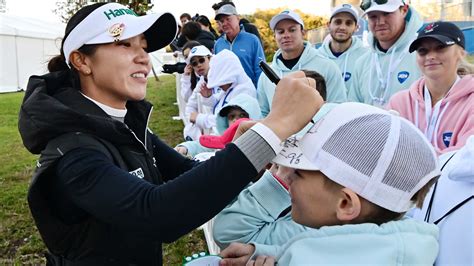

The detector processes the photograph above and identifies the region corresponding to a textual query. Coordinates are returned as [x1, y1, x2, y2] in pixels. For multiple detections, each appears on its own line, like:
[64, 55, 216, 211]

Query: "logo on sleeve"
[129, 167, 145, 179]
[343, 72, 352, 82]
[442, 132, 453, 147]
[397, 71, 410, 83]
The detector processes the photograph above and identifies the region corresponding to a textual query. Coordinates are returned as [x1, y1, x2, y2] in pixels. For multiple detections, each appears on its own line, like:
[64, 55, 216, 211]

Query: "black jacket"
[18, 71, 257, 265]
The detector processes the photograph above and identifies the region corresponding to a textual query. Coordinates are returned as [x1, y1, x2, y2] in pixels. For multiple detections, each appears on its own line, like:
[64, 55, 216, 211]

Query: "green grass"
[0, 74, 207, 264]
[467, 54, 474, 63]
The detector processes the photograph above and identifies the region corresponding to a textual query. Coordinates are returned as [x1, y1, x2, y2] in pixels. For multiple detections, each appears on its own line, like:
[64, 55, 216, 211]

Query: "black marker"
[259, 61, 280, 85]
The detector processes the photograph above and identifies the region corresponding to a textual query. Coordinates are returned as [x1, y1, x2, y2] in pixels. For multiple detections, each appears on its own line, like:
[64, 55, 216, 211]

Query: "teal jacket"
[257, 42, 347, 117]
[348, 7, 423, 106]
[178, 94, 261, 157]
[253, 219, 439, 265]
[318, 36, 369, 95]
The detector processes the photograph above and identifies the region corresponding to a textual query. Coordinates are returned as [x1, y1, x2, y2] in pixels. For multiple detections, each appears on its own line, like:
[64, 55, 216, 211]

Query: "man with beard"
[348, 0, 423, 107]
[257, 10, 347, 117]
[318, 4, 368, 94]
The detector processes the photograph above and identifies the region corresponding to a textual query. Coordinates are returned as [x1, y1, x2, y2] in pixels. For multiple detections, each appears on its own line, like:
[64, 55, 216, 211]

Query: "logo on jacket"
[397, 71, 409, 83]
[442, 132, 453, 147]
[129, 167, 145, 179]
[343, 72, 352, 82]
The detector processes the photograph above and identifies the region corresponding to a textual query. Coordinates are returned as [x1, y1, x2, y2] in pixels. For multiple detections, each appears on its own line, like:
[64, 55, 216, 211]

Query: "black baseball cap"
[409, 21, 465, 53]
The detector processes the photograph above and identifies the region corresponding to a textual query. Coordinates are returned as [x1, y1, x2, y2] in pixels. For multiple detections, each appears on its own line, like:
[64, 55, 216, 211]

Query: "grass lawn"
[0, 74, 207, 264]
[467, 54, 474, 63]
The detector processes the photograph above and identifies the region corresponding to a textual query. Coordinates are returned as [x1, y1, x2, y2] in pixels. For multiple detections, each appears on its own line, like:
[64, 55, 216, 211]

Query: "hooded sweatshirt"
[179, 94, 261, 157]
[251, 219, 438, 265]
[348, 7, 423, 106]
[318, 36, 369, 94]
[411, 137, 474, 265]
[386, 75, 474, 154]
[257, 42, 347, 117]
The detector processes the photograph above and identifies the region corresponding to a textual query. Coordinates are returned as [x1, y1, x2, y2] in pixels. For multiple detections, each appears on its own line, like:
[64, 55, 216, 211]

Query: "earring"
[85, 69, 91, 75]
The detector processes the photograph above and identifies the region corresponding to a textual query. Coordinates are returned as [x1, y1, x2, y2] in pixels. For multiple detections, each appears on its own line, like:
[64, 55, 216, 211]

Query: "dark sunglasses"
[360, 0, 404, 11]
[191, 57, 206, 67]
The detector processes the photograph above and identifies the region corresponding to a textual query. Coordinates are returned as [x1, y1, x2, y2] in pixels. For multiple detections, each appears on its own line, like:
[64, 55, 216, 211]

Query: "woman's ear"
[69, 51, 92, 75]
[335, 187, 361, 222]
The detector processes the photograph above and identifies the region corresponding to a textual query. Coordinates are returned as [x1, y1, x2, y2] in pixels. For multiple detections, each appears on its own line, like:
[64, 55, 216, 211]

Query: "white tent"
[0, 14, 64, 93]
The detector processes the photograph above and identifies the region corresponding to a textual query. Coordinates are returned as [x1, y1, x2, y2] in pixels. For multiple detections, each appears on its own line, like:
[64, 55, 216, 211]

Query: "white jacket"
[411, 136, 474, 265]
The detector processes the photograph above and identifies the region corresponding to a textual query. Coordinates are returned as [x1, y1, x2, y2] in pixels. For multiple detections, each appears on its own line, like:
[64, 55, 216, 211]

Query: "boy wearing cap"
[258, 10, 347, 117]
[387, 21, 474, 154]
[213, 3, 265, 88]
[176, 94, 261, 157]
[318, 4, 369, 93]
[348, 0, 423, 107]
[219, 102, 440, 265]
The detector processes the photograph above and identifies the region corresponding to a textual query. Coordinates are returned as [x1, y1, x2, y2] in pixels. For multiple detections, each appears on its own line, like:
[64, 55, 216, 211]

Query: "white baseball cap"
[273, 102, 440, 212]
[185, 45, 212, 65]
[214, 4, 238, 20]
[361, 0, 406, 16]
[269, 10, 304, 31]
[63, 3, 177, 66]
[330, 4, 359, 22]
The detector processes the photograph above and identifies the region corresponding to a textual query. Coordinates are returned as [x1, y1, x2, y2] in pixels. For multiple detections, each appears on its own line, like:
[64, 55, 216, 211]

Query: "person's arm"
[180, 68, 193, 102]
[213, 170, 308, 248]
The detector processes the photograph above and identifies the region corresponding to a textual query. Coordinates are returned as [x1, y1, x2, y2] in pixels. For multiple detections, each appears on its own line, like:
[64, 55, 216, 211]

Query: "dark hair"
[48, 2, 105, 89]
[180, 13, 192, 20]
[181, 21, 202, 40]
[195, 15, 218, 38]
[302, 70, 327, 101]
[212, 0, 235, 11]
[182, 41, 202, 90]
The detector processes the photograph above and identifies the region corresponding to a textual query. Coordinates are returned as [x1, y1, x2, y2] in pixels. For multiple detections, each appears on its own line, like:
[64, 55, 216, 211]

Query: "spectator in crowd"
[182, 45, 214, 141]
[195, 15, 220, 39]
[213, 3, 265, 88]
[318, 4, 369, 93]
[457, 58, 474, 76]
[180, 41, 202, 103]
[213, 70, 330, 248]
[181, 21, 215, 52]
[219, 102, 440, 265]
[411, 135, 474, 266]
[348, 0, 423, 107]
[211, 1, 262, 43]
[171, 13, 194, 51]
[258, 10, 347, 117]
[387, 21, 474, 154]
[175, 94, 261, 157]
[18, 3, 324, 264]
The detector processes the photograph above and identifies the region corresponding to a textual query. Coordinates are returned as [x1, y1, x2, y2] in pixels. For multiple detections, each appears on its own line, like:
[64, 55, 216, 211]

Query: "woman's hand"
[200, 82, 212, 98]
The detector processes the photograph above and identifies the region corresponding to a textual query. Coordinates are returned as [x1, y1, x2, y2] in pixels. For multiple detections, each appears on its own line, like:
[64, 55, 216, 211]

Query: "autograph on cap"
[108, 23, 125, 41]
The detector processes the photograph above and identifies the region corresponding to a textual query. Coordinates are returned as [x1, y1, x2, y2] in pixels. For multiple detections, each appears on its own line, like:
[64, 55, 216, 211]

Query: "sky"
[5, 0, 332, 24]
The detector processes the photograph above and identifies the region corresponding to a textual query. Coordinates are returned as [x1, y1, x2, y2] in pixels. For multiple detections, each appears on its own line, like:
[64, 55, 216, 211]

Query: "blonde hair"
[457, 58, 474, 76]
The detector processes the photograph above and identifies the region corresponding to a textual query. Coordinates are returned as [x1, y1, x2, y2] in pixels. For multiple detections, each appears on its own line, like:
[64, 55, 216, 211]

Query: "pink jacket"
[387, 75, 474, 154]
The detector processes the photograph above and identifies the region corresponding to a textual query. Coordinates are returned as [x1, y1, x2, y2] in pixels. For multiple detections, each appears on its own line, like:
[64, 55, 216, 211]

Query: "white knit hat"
[63, 3, 177, 66]
[273, 102, 440, 212]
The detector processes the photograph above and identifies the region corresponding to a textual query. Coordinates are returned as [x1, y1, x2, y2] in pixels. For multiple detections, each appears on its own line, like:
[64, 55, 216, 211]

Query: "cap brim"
[362, 4, 401, 16]
[215, 13, 233, 20]
[144, 12, 178, 53]
[409, 35, 454, 53]
[269, 14, 303, 30]
[272, 138, 321, 171]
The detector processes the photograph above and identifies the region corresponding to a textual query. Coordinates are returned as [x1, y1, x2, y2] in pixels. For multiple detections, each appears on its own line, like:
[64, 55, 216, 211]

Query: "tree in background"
[245, 8, 326, 61]
[53, 0, 153, 23]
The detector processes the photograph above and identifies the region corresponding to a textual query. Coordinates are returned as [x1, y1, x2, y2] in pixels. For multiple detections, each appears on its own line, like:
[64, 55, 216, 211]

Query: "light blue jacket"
[318, 36, 369, 94]
[348, 7, 423, 106]
[253, 219, 439, 265]
[178, 94, 261, 157]
[214, 27, 265, 88]
[213, 171, 309, 248]
[257, 42, 347, 117]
